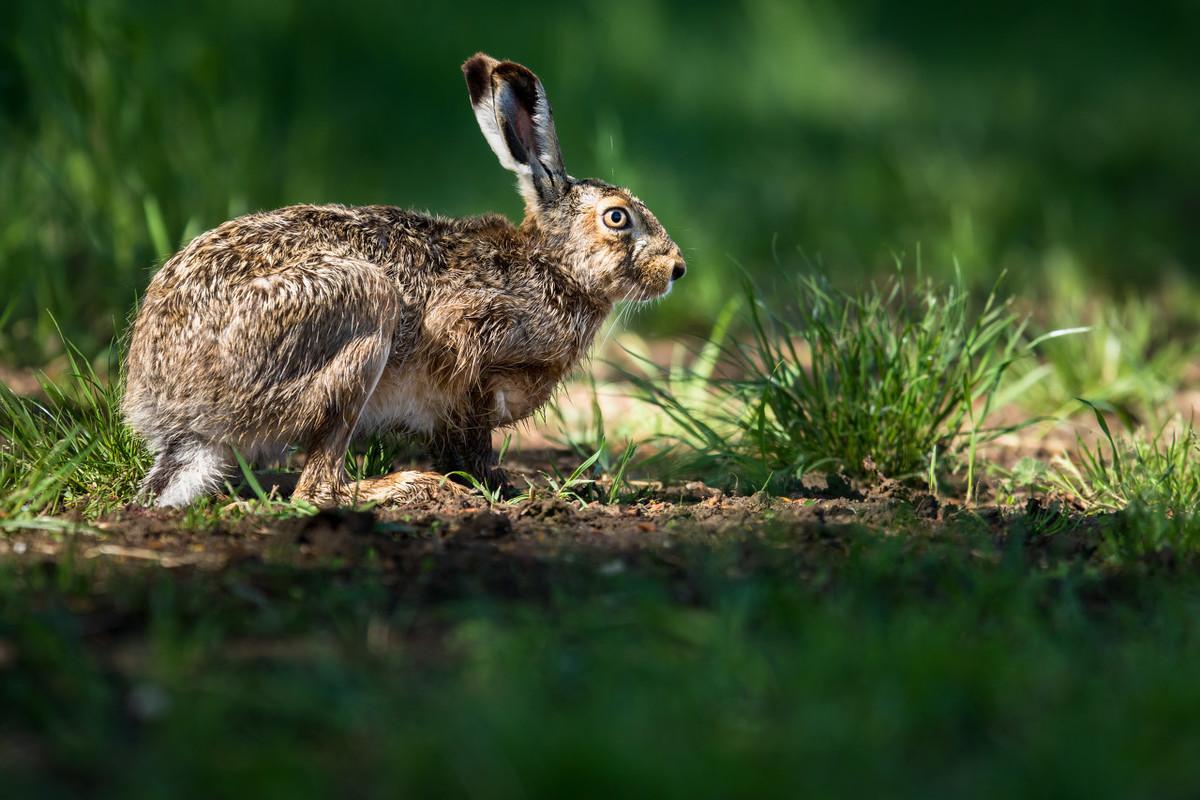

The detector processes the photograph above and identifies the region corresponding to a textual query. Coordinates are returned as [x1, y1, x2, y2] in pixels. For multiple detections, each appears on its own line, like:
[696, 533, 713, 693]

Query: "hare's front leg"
[431, 419, 507, 495]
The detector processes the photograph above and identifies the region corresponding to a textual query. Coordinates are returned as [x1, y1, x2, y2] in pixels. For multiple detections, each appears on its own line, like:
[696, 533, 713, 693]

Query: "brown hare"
[123, 53, 686, 508]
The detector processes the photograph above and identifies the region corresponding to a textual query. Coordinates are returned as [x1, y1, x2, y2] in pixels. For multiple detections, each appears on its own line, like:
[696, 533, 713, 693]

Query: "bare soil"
[0, 445, 1097, 584]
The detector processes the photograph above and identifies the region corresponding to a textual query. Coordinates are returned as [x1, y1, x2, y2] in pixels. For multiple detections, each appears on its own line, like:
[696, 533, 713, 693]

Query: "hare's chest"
[486, 371, 559, 425]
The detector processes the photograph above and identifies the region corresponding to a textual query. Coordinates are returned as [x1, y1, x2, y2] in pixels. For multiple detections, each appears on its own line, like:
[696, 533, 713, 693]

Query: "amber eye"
[602, 207, 631, 230]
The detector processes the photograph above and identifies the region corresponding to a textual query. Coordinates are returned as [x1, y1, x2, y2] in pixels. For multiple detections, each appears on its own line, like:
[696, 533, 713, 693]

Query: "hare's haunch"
[123, 53, 685, 507]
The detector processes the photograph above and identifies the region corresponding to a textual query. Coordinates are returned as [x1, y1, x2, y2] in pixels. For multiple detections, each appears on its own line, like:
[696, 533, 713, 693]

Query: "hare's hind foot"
[293, 471, 467, 508]
[344, 471, 469, 506]
[140, 439, 233, 508]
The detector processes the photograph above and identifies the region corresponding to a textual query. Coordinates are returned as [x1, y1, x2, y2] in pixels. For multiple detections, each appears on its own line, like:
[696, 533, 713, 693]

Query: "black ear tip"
[492, 62, 537, 86]
[462, 53, 494, 105]
[491, 61, 540, 110]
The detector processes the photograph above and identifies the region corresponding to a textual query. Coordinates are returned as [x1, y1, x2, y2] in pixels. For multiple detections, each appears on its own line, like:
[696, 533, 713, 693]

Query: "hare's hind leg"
[294, 385, 467, 506]
[295, 440, 466, 507]
[220, 255, 460, 508]
[285, 315, 466, 507]
[291, 380, 469, 507]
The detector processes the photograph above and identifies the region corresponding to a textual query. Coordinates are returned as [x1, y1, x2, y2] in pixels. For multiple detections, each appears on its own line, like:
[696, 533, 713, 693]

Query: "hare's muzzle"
[670, 258, 687, 282]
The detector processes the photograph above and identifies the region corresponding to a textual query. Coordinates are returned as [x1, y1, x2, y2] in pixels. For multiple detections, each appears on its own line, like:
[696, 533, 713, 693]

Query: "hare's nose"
[670, 259, 687, 282]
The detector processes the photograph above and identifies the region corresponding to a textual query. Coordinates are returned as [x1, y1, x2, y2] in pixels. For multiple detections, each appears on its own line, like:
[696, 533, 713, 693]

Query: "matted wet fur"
[123, 53, 685, 508]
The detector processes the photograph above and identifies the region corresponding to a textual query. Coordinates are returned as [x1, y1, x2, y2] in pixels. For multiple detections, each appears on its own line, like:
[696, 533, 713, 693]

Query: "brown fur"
[123, 54, 684, 507]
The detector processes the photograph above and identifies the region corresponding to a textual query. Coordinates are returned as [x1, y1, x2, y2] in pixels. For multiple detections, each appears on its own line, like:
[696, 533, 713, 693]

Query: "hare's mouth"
[629, 281, 672, 303]
[633, 256, 685, 302]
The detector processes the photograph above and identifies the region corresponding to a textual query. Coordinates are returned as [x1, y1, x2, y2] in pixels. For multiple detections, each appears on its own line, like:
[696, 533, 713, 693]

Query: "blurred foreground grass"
[5, 519, 1200, 799]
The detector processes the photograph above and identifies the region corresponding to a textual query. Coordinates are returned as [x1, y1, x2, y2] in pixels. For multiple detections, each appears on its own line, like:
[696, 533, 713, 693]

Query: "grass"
[6, 515, 1200, 798]
[1050, 406, 1200, 515]
[1100, 506, 1200, 564]
[1007, 270, 1197, 421]
[1044, 405, 1200, 561]
[1023, 400, 1200, 562]
[0, 336, 147, 520]
[345, 433, 424, 482]
[449, 437, 637, 506]
[631, 273, 1031, 494]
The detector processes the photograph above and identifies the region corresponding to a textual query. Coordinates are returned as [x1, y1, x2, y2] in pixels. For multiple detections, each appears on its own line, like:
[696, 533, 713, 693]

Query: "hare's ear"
[463, 53, 567, 208]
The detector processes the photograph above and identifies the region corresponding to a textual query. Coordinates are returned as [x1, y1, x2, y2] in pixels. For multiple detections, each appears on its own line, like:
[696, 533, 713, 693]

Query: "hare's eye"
[602, 208, 630, 230]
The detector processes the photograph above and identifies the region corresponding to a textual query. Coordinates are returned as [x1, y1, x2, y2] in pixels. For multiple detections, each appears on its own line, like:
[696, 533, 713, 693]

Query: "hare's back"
[147, 204, 429, 291]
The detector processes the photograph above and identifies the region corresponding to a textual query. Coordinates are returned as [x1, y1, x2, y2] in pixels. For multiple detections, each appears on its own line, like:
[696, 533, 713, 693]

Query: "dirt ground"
[0, 443, 1098, 584]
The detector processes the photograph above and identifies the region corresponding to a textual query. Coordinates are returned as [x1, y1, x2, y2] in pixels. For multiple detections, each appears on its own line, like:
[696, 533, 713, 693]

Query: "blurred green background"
[2, 0, 1198, 363]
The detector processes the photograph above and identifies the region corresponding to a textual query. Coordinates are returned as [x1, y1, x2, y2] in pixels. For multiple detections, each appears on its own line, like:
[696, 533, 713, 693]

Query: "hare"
[122, 53, 686, 508]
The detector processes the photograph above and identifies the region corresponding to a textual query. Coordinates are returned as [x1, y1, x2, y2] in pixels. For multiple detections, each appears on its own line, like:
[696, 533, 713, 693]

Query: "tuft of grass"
[449, 438, 638, 507]
[631, 272, 1028, 493]
[1050, 405, 1200, 515]
[545, 370, 658, 504]
[222, 449, 318, 519]
[536, 446, 606, 507]
[444, 470, 512, 504]
[345, 433, 423, 481]
[0, 336, 148, 519]
[1009, 272, 1193, 422]
[1045, 402, 1200, 561]
[605, 440, 638, 505]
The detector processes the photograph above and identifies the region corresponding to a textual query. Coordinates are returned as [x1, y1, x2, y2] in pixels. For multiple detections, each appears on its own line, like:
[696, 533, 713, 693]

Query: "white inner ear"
[472, 94, 531, 176]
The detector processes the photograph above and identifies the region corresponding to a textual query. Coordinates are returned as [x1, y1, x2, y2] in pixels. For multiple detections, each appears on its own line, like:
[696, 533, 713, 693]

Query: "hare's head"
[463, 53, 686, 303]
